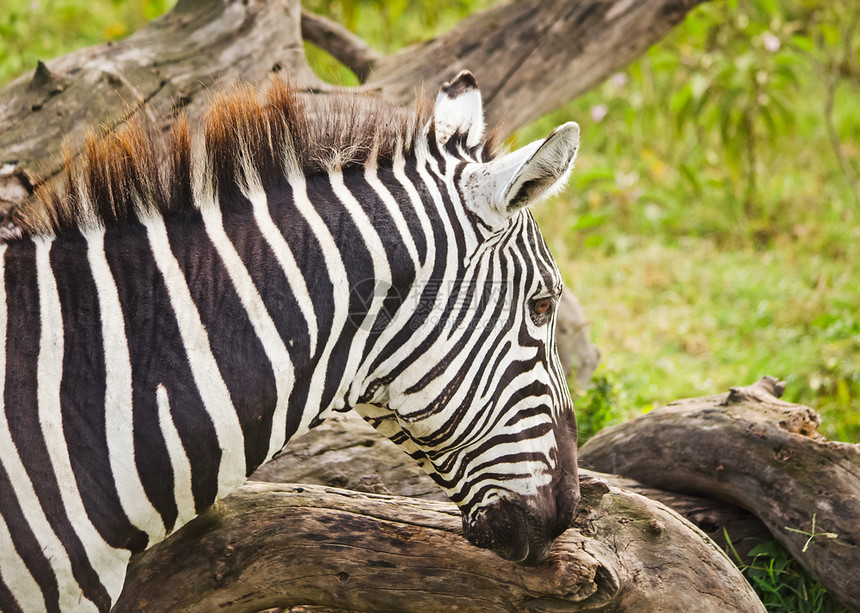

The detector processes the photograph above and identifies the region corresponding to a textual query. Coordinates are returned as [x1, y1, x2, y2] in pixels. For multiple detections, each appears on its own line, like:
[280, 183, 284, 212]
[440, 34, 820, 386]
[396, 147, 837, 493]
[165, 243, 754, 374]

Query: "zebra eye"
[530, 297, 554, 323]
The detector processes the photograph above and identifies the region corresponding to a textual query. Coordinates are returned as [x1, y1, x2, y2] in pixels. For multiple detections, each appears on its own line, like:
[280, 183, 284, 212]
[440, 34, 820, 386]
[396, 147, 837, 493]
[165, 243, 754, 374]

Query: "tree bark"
[365, 0, 707, 133]
[115, 478, 764, 612]
[579, 376, 860, 612]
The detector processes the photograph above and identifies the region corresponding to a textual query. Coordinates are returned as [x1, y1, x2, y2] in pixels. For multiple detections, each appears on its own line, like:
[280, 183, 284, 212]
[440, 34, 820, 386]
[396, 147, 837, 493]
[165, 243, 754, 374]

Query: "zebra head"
[356, 72, 580, 565]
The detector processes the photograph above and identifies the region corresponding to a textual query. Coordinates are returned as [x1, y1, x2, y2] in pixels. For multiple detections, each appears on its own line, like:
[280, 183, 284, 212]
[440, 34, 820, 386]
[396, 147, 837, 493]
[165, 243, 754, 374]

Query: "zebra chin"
[461, 485, 580, 565]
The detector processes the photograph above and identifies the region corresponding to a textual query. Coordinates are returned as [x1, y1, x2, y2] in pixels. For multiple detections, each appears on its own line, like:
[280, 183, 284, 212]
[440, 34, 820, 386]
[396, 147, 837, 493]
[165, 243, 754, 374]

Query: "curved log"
[115, 478, 764, 612]
[253, 411, 770, 561]
[579, 376, 860, 611]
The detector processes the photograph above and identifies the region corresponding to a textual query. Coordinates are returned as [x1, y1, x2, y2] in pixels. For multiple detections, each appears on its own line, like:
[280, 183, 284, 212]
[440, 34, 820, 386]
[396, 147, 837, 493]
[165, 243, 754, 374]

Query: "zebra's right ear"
[432, 70, 485, 148]
[463, 122, 580, 229]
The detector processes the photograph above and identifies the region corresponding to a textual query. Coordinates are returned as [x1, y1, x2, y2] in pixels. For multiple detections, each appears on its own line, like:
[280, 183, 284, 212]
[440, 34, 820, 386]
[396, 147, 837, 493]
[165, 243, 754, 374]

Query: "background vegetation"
[2, 0, 858, 610]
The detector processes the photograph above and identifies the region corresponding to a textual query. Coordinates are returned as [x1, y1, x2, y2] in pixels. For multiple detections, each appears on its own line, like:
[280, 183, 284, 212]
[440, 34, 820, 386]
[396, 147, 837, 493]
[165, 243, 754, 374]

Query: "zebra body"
[0, 72, 581, 611]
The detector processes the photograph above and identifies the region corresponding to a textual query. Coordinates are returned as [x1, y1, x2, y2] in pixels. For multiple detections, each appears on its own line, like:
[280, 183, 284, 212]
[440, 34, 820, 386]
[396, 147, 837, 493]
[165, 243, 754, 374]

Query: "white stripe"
[0, 244, 47, 610]
[144, 216, 246, 499]
[200, 200, 295, 461]
[366, 149, 462, 384]
[34, 237, 129, 607]
[327, 173, 393, 399]
[0, 512, 44, 612]
[155, 385, 196, 528]
[289, 176, 351, 435]
[86, 227, 166, 544]
[245, 180, 319, 356]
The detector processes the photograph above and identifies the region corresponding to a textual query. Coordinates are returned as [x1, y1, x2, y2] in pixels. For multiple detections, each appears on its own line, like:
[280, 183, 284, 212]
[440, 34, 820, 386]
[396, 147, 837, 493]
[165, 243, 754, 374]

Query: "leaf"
[573, 213, 608, 231]
[789, 34, 815, 53]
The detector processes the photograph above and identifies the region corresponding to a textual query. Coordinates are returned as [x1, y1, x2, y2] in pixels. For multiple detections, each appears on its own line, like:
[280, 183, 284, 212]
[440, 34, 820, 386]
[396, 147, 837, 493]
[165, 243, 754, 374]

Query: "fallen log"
[116, 478, 764, 612]
[579, 376, 860, 611]
[253, 411, 771, 562]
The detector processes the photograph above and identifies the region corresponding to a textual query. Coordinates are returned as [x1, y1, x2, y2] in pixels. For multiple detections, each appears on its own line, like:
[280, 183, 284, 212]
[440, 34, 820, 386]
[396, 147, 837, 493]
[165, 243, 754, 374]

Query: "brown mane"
[13, 75, 443, 239]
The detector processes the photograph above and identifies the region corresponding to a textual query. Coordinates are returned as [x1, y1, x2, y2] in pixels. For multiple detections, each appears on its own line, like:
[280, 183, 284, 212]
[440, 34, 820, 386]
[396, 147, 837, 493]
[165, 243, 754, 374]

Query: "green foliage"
[725, 534, 847, 612]
[573, 373, 616, 444]
[0, 0, 175, 84]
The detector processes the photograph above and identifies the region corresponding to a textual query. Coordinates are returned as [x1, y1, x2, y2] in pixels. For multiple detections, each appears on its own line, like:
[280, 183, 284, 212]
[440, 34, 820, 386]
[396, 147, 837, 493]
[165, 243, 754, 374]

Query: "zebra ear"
[463, 122, 580, 228]
[433, 70, 485, 148]
[500, 121, 580, 212]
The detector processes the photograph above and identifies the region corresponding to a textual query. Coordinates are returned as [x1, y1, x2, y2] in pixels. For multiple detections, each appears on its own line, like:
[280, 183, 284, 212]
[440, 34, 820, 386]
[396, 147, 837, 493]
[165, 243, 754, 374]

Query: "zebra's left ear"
[433, 70, 485, 148]
[462, 122, 580, 229]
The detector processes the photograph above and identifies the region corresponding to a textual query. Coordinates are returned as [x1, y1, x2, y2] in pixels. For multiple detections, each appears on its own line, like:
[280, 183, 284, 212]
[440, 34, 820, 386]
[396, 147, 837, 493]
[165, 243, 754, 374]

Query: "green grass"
[725, 534, 847, 612]
[2, 1, 858, 609]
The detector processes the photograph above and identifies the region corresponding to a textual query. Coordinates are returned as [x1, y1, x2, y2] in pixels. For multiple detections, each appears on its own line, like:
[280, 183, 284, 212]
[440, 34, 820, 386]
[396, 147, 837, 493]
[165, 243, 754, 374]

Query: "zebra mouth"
[462, 499, 553, 565]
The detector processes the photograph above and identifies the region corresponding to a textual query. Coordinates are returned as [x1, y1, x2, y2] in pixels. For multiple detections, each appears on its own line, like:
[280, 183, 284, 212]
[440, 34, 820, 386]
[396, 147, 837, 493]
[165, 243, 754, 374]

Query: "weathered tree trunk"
[115, 478, 764, 612]
[579, 377, 860, 612]
[0, 0, 706, 219]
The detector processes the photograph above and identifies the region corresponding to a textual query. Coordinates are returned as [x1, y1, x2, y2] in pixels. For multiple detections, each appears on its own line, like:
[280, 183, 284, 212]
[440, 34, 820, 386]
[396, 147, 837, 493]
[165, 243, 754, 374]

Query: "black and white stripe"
[1, 71, 581, 610]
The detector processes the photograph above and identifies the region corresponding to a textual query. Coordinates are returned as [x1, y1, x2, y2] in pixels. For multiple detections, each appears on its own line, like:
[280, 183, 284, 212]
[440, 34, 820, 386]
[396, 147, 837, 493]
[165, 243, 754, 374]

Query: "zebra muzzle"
[463, 497, 561, 565]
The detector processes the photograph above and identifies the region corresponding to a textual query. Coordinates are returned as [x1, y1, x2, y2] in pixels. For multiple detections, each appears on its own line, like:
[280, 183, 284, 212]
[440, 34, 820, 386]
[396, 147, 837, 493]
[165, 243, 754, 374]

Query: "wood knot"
[774, 446, 796, 462]
[721, 376, 786, 406]
[28, 60, 67, 97]
[29, 60, 55, 89]
[355, 475, 390, 495]
[648, 519, 664, 535]
[778, 409, 821, 437]
[336, 571, 350, 584]
[579, 474, 611, 501]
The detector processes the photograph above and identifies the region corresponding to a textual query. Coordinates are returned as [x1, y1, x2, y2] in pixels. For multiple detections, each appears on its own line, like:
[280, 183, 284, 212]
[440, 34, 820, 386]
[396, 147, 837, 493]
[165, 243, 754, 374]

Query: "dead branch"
[300, 10, 380, 82]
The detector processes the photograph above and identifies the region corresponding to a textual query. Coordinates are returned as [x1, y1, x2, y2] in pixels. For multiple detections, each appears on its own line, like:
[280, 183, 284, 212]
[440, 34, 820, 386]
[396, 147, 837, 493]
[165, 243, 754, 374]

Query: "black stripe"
[104, 218, 219, 517]
[50, 231, 149, 553]
[364, 157, 452, 381]
[0, 571, 24, 613]
[0, 459, 60, 613]
[166, 205, 277, 475]
[229, 184, 313, 371]
[3, 239, 111, 611]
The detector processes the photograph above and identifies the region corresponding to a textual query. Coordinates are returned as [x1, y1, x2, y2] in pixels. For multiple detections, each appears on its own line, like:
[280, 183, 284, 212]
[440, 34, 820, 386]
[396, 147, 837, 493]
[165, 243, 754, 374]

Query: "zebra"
[0, 70, 581, 612]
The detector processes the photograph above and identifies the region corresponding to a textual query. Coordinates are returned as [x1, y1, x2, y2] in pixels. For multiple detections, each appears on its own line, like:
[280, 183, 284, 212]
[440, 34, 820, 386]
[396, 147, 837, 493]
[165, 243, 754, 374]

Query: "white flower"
[762, 32, 781, 52]
[590, 104, 608, 122]
[611, 72, 628, 89]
